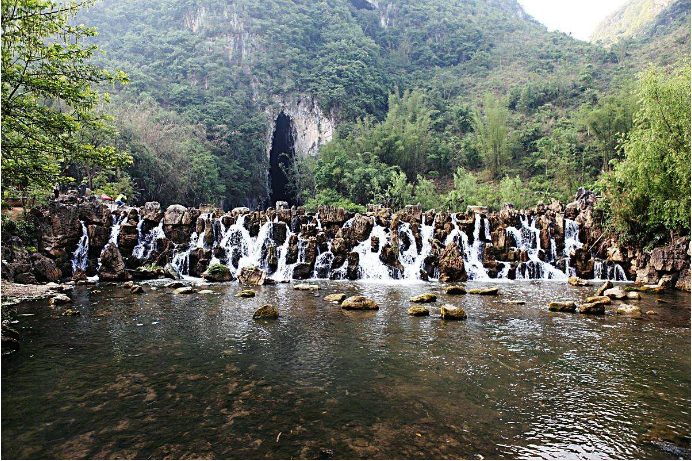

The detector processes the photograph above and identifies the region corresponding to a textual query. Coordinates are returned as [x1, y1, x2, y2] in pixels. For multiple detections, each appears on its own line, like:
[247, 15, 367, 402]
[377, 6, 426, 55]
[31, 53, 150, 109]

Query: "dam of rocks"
[4, 190, 690, 289]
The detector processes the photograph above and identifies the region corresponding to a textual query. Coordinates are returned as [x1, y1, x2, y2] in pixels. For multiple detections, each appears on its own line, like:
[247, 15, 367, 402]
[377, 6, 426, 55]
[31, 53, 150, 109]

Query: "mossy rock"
[468, 287, 499, 295]
[324, 293, 346, 303]
[440, 304, 467, 320]
[408, 306, 430, 316]
[235, 289, 256, 298]
[578, 302, 605, 315]
[548, 301, 576, 312]
[341, 296, 379, 310]
[445, 285, 467, 295]
[584, 295, 611, 305]
[625, 285, 664, 293]
[253, 304, 279, 319]
[409, 293, 437, 303]
[202, 264, 234, 282]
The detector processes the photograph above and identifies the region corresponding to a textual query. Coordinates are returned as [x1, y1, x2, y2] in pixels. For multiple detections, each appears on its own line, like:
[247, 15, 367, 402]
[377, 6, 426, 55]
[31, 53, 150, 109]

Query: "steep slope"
[79, 0, 618, 207]
[590, 0, 676, 46]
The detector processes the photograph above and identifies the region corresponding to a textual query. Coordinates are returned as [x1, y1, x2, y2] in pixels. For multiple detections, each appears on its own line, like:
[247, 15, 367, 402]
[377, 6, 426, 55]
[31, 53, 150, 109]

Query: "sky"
[518, 0, 628, 40]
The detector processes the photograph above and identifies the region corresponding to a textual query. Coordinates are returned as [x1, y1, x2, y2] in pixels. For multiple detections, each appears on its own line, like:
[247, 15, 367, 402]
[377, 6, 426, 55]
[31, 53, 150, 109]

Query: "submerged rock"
[445, 285, 467, 295]
[469, 287, 499, 295]
[408, 306, 430, 316]
[409, 293, 437, 303]
[626, 285, 664, 293]
[548, 301, 576, 312]
[568, 276, 591, 286]
[440, 304, 467, 320]
[341, 296, 379, 310]
[202, 263, 235, 282]
[235, 289, 256, 298]
[294, 284, 320, 291]
[49, 293, 72, 305]
[238, 266, 267, 286]
[174, 286, 195, 294]
[617, 304, 641, 315]
[253, 304, 279, 319]
[324, 293, 346, 303]
[596, 280, 613, 296]
[578, 302, 605, 315]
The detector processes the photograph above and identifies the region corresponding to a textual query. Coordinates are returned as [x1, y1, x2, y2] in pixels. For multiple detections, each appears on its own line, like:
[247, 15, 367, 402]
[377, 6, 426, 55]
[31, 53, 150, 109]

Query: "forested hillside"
[2, 0, 690, 247]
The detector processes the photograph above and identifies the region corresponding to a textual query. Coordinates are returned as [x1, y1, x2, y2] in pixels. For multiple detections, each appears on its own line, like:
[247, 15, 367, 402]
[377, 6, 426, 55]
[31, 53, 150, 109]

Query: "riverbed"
[2, 281, 690, 459]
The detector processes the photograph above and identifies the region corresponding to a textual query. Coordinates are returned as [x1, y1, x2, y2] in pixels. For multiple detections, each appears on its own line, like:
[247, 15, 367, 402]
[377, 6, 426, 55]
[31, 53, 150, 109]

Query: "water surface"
[2, 281, 690, 459]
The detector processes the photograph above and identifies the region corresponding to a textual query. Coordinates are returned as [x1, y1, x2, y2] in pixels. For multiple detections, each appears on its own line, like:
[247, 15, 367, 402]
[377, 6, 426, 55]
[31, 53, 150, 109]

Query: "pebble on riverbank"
[578, 302, 606, 315]
[616, 304, 641, 315]
[174, 286, 195, 294]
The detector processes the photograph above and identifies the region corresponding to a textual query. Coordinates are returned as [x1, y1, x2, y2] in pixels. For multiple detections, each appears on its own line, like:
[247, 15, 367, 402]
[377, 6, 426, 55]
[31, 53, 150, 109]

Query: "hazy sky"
[518, 0, 628, 40]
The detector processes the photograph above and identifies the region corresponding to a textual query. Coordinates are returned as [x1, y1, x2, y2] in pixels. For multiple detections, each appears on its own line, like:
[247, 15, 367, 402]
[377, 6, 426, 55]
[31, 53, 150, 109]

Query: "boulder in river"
[202, 264, 235, 282]
[408, 306, 430, 316]
[235, 290, 255, 298]
[174, 286, 195, 294]
[238, 266, 267, 286]
[604, 287, 627, 299]
[469, 287, 499, 295]
[568, 276, 591, 287]
[584, 295, 611, 304]
[253, 304, 280, 319]
[626, 291, 642, 300]
[596, 280, 613, 296]
[548, 301, 576, 312]
[578, 302, 605, 315]
[165, 281, 185, 288]
[164, 263, 182, 280]
[616, 304, 641, 315]
[445, 285, 467, 295]
[99, 243, 131, 281]
[294, 284, 320, 291]
[324, 293, 346, 303]
[505, 300, 526, 305]
[292, 263, 313, 280]
[130, 285, 144, 294]
[409, 293, 437, 303]
[49, 293, 72, 305]
[31, 253, 62, 282]
[438, 243, 467, 282]
[440, 304, 467, 320]
[341, 296, 379, 310]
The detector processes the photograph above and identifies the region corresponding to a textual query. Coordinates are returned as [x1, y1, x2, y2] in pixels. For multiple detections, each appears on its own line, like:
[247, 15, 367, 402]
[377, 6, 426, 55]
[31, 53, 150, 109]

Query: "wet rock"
[379, 244, 403, 273]
[61, 308, 81, 316]
[133, 265, 165, 279]
[174, 286, 195, 294]
[408, 306, 430, 316]
[71, 269, 88, 282]
[253, 304, 279, 319]
[130, 285, 144, 294]
[626, 291, 642, 300]
[584, 296, 611, 305]
[469, 287, 499, 295]
[548, 301, 576, 312]
[626, 284, 664, 293]
[294, 283, 320, 291]
[198, 289, 214, 294]
[164, 263, 182, 280]
[675, 268, 690, 291]
[578, 302, 605, 315]
[438, 243, 467, 282]
[595, 280, 613, 296]
[440, 304, 467, 320]
[30, 253, 61, 282]
[292, 263, 313, 280]
[655, 298, 668, 304]
[505, 300, 526, 305]
[324, 293, 346, 303]
[646, 310, 658, 315]
[616, 304, 641, 315]
[50, 293, 72, 305]
[163, 204, 188, 225]
[238, 266, 267, 285]
[202, 264, 235, 282]
[99, 243, 131, 281]
[142, 201, 163, 222]
[341, 296, 378, 310]
[235, 290, 255, 298]
[346, 252, 360, 280]
[351, 215, 374, 242]
[122, 281, 134, 288]
[569, 247, 594, 279]
[165, 281, 185, 288]
[568, 276, 590, 286]
[650, 237, 689, 272]
[604, 287, 627, 299]
[445, 285, 466, 295]
[409, 293, 437, 303]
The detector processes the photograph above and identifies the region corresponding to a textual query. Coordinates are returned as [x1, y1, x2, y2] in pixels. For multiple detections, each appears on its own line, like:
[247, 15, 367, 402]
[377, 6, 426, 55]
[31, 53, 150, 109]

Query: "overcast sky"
[518, 0, 629, 40]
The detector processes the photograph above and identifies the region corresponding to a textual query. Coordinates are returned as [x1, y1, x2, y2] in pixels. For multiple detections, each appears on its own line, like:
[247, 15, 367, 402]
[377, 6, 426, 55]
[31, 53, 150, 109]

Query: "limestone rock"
[294, 283, 320, 291]
[235, 290, 256, 298]
[469, 287, 499, 295]
[604, 287, 627, 300]
[174, 286, 196, 294]
[440, 304, 467, 320]
[292, 262, 313, 280]
[341, 296, 379, 310]
[324, 293, 346, 303]
[165, 281, 186, 289]
[548, 301, 576, 312]
[409, 293, 437, 303]
[31, 253, 62, 282]
[578, 302, 605, 315]
[238, 266, 267, 286]
[595, 280, 613, 296]
[201, 264, 235, 282]
[163, 204, 188, 225]
[98, 243, 131, 281]
[49, 293, 72, 305]
[584, 296, 611, 305]
[130, 285, 144, 294]
[438, 243, 467, 282]
[445, 285, 467, 295]
[142, 201, 163, 223]
[616, 304, 641, 315]
[253, 304, 280, 319]
[350, 215, 374, 242]
[568, 276, 591, 286]
[408, 306, 430, 316]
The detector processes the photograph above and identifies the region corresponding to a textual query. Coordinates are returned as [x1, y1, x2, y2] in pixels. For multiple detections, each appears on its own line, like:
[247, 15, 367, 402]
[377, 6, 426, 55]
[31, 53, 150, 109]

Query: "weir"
[269, 113, 296, 205]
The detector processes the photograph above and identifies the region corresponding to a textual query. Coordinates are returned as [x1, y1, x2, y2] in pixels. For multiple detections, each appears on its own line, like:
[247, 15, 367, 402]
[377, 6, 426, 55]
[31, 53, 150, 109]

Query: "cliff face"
[3, 191, 689, 291]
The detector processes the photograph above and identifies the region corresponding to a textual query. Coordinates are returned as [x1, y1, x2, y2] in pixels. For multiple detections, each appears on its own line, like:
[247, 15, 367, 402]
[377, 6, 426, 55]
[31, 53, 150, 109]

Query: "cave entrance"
[269, 112, 297, 206]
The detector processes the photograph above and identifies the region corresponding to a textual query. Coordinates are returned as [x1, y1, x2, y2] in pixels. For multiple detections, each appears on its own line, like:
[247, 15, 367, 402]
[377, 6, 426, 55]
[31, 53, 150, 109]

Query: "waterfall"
[401, 217, 434, 280]
[71, 221, 89, 273]
[171, 232, 199, 276]
[351, 224, 393, 279]
[132, 219, 166, 260]
[563, 219, 583, 277]
[505, 215, 566, 280]
[107, 213, 126, 246]
[594, 259, 627, 281]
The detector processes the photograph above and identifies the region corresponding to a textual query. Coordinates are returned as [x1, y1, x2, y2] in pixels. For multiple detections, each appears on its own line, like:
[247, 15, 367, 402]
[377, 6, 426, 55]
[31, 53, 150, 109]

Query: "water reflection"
[2, 281, 690, 459]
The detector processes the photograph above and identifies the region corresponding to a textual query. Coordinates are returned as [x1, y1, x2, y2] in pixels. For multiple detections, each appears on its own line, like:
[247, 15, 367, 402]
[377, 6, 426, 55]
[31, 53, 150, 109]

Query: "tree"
[601, 64, 691, 243]
[1, 0, 131, 195]
[473, 95, 510, 178]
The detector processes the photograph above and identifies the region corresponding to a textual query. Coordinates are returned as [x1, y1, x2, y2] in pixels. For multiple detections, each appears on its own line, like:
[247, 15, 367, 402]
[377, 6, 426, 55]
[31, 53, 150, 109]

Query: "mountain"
[77, 0, 686, 208]
[590, 0, 678, 46]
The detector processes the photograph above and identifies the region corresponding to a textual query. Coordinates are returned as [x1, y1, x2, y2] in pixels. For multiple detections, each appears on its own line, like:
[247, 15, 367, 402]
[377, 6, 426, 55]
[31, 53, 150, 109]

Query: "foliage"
[473, 95, 510, 178]
[1, 0, 131, 195]
[600, 64, 691, 242]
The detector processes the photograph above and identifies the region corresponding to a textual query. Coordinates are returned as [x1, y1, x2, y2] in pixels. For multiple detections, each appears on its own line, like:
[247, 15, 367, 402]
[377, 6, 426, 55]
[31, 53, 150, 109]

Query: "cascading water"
[446, 214, 489, 280]
[594, 259, 627, 281]
[351, 223, 393, 280]
[504, 215, 566, 280]
[132, 219, 166, 260]
[71, 221, 89, 273]
[563, 219, 583, 277]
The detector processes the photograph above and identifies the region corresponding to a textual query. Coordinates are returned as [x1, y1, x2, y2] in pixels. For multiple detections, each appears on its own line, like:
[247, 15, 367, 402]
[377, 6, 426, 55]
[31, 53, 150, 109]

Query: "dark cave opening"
[269, 112, 297, 206]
